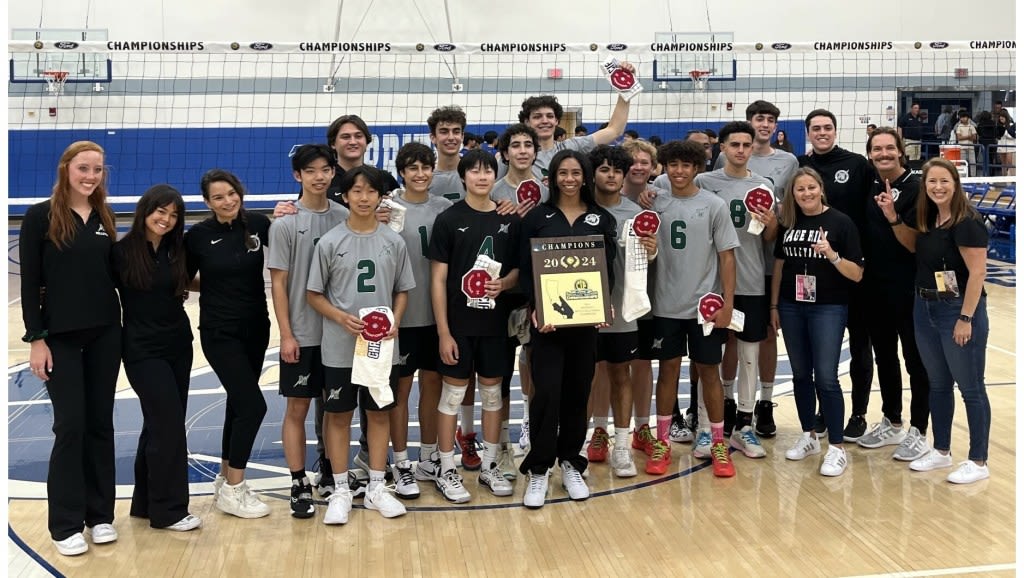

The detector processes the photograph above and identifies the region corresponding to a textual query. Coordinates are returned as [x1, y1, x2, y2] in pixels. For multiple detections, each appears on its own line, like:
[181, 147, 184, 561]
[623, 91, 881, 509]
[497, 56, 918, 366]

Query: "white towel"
[351, 306, 396, 407]
[621, 218, 652, 323]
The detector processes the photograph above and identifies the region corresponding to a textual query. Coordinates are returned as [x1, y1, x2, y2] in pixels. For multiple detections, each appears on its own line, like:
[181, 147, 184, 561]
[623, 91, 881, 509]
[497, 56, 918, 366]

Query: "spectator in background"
[554, 126, 568, 142]
[575, 125, 589, 137]
[463, 133, 481, 152]
[995, 109, 1016, 176]
[993, 101, 1003, 118]
[773, 129, 794, 153]
[704, 128, 721, 167]
[975, 111, 998, 176]
[482, 130, 499, 156]
[954, 110, 978, 177]
[648, 135, 663, 147]
[866, 124, 877, 138]
[898, 103, 925, 162]
[623, 129, 639, 142]
[934, 106, 955, 144]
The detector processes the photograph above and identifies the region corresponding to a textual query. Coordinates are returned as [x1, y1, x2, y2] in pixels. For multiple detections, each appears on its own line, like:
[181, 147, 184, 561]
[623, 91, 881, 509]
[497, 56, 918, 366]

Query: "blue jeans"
[778, 301, 848, 445]
[913, 295, 990, 461]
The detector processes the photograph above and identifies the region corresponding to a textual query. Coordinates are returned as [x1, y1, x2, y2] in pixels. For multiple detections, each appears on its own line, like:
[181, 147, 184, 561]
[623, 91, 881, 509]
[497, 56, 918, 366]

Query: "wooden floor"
[6, 222, 1019, 577]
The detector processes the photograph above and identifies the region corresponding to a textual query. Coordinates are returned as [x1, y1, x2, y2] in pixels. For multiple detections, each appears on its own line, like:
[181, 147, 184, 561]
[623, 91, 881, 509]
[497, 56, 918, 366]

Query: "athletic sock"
[393, 450, 409, 464]
[368, 469, 386, 492]
[722, 379, 736, 399]
[500, 419, 510, 444]
[656, 415, 672, 441]
[333, 472, 347, 489]
[482, 441, 500, 469]
[440, 450, 457, 473]
[420, 443, 438, 460]
[593, 416, 608, 430]
[615, 429, 629, 449]
[711, 421, 725, 444]
[760, 381, 775, 401]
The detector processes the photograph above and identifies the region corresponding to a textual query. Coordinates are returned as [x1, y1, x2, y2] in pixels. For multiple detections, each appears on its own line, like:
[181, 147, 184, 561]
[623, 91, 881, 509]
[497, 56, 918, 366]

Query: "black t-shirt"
[112, 239, 193, 363]
[774, 207, 864, 305]
[899, 113, 925, 140]
[427, 201, 521, 337]
[914, 216, 988, 293]
[863, 169, 920, 293]
[19, 200, 120, 335]
[519, 202, 618, 307]
[185, 211, 271, 329]
[325, 165, 401, 205]
[799, 147, 873, 234]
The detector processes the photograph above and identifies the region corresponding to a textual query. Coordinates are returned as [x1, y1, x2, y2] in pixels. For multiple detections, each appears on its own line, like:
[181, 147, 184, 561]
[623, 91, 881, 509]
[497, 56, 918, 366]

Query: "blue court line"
[8, 523, 64, 578]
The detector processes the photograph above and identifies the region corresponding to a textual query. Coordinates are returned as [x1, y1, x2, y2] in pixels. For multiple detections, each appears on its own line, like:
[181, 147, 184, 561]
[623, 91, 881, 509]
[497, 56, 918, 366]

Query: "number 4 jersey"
[307, 221, 416, 368]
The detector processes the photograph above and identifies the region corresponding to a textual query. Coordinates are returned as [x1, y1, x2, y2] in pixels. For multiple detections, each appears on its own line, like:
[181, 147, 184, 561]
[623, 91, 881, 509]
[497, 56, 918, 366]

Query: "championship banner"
[530, 235, 612, 328]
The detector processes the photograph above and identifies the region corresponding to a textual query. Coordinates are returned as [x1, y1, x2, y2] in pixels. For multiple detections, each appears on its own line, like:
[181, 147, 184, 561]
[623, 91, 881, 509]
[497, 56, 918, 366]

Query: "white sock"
[500, 420, 510, 444]
[419, 443, 437, 460]
[440, 450, 456, 473]
[722, 379, 736, 399]
[393, 450, 409, 464]
[593, 416, 608, 430]
[333, 472, 347, 489]
[461, 406, 475, 434]
[368, 469, 386, 491]
[615, 429, 629, 448]
[737, 340, 759, 413]
[482, 441, 500, 469]
[760, 381, 775, 401]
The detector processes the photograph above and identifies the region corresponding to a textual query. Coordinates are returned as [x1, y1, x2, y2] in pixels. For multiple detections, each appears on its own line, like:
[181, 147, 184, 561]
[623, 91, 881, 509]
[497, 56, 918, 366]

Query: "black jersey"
[914, 216, 988, 294]
[427, 201, 521, 337]
[774, 207, 863, 305]
[863, 169, 920, 292]
[19, 200, 120, 335]
[112, 239, 193, 363]
[799, 146, 874, 234]
[185, 211, 271, 329]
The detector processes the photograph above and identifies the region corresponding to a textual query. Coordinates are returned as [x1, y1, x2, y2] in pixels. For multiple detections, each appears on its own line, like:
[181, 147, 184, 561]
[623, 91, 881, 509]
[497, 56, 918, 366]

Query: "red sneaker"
[632, 424, 657, 456]
[456, 426, 481, 471]
[587, 427, 610, 462]
[645, 440, 672, 475]
[710, 441, 735, 478]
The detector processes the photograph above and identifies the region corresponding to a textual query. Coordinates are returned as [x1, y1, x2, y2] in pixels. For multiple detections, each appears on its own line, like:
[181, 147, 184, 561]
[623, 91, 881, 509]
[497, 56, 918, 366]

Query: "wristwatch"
[958, 314, 973, 323]
[888, 216, 902, 226]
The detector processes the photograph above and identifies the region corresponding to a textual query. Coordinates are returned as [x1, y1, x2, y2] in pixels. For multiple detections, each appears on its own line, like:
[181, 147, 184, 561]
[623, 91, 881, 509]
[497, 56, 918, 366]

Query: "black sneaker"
[314, 456, 334, 498]
[348, 470, 368, 499]
[843, 415, 868, 442]
[685, 411, 697, 432]
[814, 412, 827, 439]
[735, 409, 754, 431]
[723, 398, 738, 437]
[290, 478, 315, 519]
[754, 400, 777, 438]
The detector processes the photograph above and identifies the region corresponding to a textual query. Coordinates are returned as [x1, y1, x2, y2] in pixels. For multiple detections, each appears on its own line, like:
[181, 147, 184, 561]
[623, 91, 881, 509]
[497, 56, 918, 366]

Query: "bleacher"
[966, 181, 1016, 262]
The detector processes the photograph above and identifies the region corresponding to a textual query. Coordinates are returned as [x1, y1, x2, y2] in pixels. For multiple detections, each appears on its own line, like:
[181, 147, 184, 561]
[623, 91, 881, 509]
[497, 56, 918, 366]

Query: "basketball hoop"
[689, 69, 712, 92]
[42, 70, 69, 95]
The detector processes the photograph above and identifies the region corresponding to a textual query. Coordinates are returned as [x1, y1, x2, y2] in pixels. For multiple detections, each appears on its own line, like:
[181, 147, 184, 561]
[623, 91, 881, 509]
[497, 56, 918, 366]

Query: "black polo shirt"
[863, 169, 921, 295]
[799, 146, 874, 235]
[898, 112, 925, 141]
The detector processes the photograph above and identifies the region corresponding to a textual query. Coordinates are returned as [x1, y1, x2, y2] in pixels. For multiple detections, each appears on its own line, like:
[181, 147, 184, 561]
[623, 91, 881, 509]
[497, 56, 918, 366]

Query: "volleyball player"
[588, 145, 658, 476]
[427, 106, 469, 201]
[428, 149, 521, 502]
[268, 145, 349, 518]
[650, 140, 740, 478]
[387, 142, 453, 496]
[695, 121, 777, 459]
[307, 166, 416, 523]
[325, 114, 400, 201]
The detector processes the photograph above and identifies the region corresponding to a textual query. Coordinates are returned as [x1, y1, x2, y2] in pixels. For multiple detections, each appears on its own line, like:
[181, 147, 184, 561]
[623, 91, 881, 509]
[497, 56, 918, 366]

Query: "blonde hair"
[49, 141, 116, 249]
[916, 158, 979, 232]
[621, 138, 658, 163]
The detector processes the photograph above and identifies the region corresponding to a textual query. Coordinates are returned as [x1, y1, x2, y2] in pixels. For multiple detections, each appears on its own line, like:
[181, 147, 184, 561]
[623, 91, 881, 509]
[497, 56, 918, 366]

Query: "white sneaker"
[523, 472, 548, 509]
[909, 449, 954, 472]
[785, 432, 822, 461]
[560, 462, 589, 501]
[165, 514, 202, 532]
[479, 466, 514, 497]
[892, 426, 930, 461]
[497, 443, 518, 481]
[730, 426, 767, 458]
[518, 419, 531, 450]
[324, 488, 353, 525]
[213, 473, 225, 494]
[669, 420, 694, 443]
[53, 533, 88, 556]
[692, 429, 713, 459]
[414, 452, 441, 482]
[435, 468, 471, 503]
[610, 446, 638, 478]
[392, 460, 421, 500]
[947, 461, 990, 484]
[857, 417, 907, 449]
[217, 481, 271, 519]
[86, 523, 118, 544]
[364, 484, 407, 518]
[819, 445, 848, 477]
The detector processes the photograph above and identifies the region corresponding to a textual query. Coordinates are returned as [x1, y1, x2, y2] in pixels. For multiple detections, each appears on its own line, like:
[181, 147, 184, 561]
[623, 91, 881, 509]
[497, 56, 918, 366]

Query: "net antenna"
[42, 70, 69, 95]
[689, 68, 712, 92]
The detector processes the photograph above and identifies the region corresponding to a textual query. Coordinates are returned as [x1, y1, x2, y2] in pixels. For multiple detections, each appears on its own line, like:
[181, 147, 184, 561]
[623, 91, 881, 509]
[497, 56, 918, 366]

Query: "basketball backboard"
[652, 31, 736, 83]
[9, 28, 112, 85]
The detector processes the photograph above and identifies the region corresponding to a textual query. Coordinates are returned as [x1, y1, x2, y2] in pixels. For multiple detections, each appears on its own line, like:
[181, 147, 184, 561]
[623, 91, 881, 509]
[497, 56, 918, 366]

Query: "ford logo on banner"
[434, 43, 456, 52]
[606, 43, 628, 51]
[54, 41, 79, 49]
[250, 42, 273, 51]
[771, 43, 792, 51]
[929, 41, 949, 49]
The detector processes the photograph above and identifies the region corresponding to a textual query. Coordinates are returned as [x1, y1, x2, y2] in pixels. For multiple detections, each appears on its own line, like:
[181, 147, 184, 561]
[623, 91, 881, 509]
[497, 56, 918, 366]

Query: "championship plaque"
[530, 235, 612, 328]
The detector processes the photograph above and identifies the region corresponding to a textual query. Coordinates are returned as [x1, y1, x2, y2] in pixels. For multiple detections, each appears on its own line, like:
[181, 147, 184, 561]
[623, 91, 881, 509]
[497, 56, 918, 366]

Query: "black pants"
[125, 349, 193, 528]
[200, 320, 270, 470]
[867, 289, 930, 433]
[520, 327, 597, 475]
[45, 325, 121, 541]
[847, 288, 874, 417]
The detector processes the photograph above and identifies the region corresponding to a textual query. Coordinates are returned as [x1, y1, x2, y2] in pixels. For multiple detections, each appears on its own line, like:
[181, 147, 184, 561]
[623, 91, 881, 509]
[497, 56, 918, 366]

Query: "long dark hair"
[546, 149, 596, 207]
[200, 169, 258, 250]
[117, 184, 188, 295]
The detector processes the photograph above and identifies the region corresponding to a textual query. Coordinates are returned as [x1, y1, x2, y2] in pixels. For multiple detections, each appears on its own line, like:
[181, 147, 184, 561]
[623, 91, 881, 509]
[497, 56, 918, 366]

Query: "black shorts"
[597, 331, 639, 364]
[322, 366, 399, 413]
[438, 335, 510, 381]
[636, 318, 658, 361]
[732, 295, 770, 343]
[651, 316, 726, 365]
[397, 325, 440, 378]
[279, 346, 325, 398]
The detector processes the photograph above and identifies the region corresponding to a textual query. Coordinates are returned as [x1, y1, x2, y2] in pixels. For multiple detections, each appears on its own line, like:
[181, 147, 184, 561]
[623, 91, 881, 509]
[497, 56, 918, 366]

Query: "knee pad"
[479, 383, 502, 412]
[437, 382, 467, 415]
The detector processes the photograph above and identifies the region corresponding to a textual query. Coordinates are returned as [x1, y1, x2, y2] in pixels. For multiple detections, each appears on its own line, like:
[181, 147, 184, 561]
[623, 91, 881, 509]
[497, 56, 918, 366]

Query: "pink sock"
[656, 415, 672, 441]
[711, 421, 725, 444]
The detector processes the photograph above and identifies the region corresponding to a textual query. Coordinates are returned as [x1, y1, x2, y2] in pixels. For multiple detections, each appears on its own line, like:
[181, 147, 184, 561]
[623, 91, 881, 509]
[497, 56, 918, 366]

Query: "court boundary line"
[842, 562, 1016, 577]
[8, 525, 63, 578]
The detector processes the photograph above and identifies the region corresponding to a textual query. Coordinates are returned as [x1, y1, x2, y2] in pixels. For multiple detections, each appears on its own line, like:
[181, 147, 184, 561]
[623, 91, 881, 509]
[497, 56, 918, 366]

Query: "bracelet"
[830, 253, 841, 265]
[21, 330, 48, 343]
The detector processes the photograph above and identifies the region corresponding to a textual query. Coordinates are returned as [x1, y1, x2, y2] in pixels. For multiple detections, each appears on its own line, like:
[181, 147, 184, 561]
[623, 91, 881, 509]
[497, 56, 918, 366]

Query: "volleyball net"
[7, 40, 1016, 214]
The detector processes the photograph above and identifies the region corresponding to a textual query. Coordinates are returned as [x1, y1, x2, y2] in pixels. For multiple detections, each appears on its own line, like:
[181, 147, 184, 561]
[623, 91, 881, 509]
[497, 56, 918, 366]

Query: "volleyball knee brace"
[437, 382, 467, 415]
[479, 383, 502, 412]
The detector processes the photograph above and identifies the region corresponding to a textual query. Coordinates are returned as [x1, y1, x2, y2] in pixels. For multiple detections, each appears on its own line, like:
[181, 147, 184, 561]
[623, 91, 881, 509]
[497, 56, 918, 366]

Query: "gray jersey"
[267, 202, 349, 347]
[695, 169, 774, 295]
[429, 169, 465, 202]
[390, 191, 452, 327]
[307, 221, 417, 368]
[500, 134, 598, 181]
[600, 196, 643, 333]
[651, 189, 739, 319]
[490, 176, 550, 206]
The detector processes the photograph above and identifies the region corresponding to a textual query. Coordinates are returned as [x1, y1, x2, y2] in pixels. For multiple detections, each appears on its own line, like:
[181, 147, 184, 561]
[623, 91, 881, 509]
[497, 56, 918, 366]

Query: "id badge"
[795, 274, 817, 303]
[934, 270, 960, 297]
